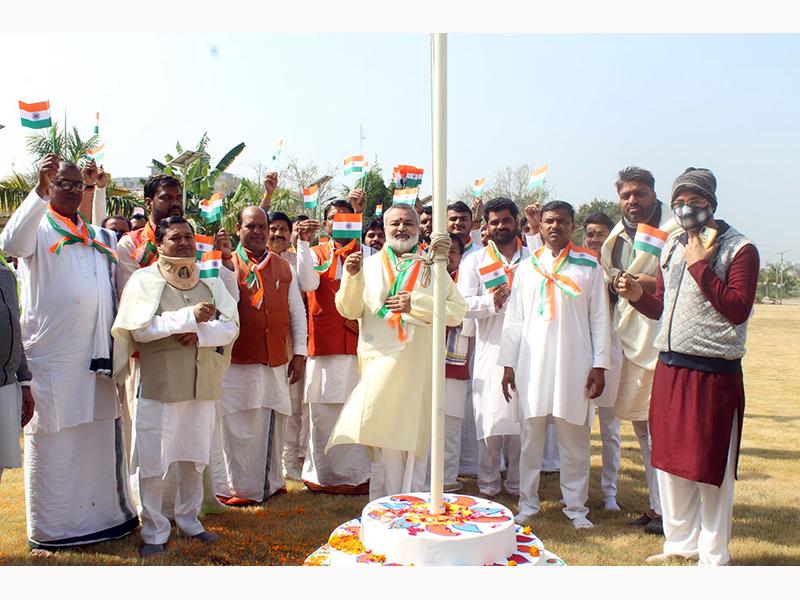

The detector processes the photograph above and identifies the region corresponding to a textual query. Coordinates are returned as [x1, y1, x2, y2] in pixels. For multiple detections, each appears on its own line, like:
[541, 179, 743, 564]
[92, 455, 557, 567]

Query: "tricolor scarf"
[529, 243, 584, 321]
[375, 245, 422, 342]
[133, 221, 159, 267]
[313, 238, 358, 279]
[236, 243, 272, 309]
[46, 208, 118, 264]
[485, 238, 523, 287]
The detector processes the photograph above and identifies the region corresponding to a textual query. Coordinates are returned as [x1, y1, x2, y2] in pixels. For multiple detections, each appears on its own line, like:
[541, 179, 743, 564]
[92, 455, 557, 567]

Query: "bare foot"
[30, 548, 54, 558]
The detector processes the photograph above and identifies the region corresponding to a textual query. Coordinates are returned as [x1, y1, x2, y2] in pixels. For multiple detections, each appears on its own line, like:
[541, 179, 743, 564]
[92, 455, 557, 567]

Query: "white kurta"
[498, 248, 611, 426]
[457, 244, 530, 439]
[0, 189, 137, 547]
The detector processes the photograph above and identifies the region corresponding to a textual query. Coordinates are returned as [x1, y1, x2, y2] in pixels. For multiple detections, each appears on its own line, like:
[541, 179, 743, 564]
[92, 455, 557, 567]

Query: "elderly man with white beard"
[327, 203, 467, 499]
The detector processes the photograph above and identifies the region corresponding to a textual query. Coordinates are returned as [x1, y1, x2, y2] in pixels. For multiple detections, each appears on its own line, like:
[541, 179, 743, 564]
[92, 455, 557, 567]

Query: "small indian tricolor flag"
[471, 177, 487, 197]
[195, 234, 215, 259]
[303, 185, 319, 209]
[19, 100, 52, 129]
[199, 251, 222, 279]
[392, 165, 424, 188]
[527, 165, 548, 190]
[393, 188, 417, 205]
[200, 192, 223, 223]
[480, 261, 508, 289]
[633, 224, 669, 258]
[567, 246, 599, 268]
[272, 139, 284, 162]
[375, 203, 383, 216]
[332, 213, 362, 239]
[343, 155, 367, 177]
[87, 142, 105, 165]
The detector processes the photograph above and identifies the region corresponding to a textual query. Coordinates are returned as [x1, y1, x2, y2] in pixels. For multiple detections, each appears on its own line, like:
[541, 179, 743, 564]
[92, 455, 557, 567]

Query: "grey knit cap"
[671, 167, 717, 209]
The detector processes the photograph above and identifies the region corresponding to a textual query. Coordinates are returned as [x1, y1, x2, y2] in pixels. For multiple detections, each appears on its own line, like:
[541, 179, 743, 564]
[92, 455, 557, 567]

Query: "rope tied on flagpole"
[396, 231, 451, 288]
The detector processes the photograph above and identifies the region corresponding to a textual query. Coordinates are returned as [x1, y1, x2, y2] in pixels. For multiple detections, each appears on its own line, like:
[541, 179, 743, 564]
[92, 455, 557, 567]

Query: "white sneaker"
[604, 496, 621, 511]
[572, 516, 594, 529]
[514, 510, 538, 525]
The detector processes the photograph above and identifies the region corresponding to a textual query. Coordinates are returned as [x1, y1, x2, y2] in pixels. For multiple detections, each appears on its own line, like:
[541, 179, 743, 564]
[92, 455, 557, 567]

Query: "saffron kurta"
[327, 248, 467, 459]
[0, 189, 137, 548]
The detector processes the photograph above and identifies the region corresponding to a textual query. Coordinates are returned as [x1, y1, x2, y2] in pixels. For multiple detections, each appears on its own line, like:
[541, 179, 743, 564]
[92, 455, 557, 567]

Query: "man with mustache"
[295, 191, 372, 494]
[113, 216, 239, 556]
[457, 198, 529, 499]
[211, 207, 307, 504]
[500, 201, 611, 530]
[0, 154, 138, 551]
[328, 203, 467, 499]
[601, 167, 681, 534]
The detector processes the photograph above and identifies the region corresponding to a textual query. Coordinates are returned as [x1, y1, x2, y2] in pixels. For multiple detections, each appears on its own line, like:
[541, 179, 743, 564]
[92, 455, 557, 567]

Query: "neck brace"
[157, 254, 199, 290]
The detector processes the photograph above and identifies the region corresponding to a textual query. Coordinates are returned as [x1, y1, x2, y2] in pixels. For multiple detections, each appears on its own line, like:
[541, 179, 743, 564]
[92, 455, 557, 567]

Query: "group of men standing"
[0, 154, 758, 566]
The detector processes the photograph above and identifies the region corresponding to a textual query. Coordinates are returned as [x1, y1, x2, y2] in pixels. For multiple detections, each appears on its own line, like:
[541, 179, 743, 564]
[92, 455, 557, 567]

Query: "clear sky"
[1, 32, 798, 263]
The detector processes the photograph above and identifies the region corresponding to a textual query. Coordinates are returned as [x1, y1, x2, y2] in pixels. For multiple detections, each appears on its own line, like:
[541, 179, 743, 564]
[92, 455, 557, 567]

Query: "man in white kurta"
[499, 201, 611, 529]
[601, 167, 680, 532]
[112, 217, 239, 556]
[457, 198, 531, 497]
[328, 204, 467, 500]
[211, 207, 307, 504]
[0, 155, 138, 549]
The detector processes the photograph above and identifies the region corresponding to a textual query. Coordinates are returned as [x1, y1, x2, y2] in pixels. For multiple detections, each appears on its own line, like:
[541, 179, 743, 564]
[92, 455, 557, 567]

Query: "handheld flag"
[632, 224, 669, 258]
[392, 165, 424, 189]
[393, 187, 417, 205]
[199, 250, 222, 279]
[479, 261, 508, 289]
[375, 203, 383, 217]
[200, 192, 224, 223]
[19, 100, 52, 129]
[343, 155, 368, 177]
[272, 139, 284, 163]
[471, 177, 487, 197]
[303, 185, 320, 209]
[195, 234, 215, 260]
[332, 213, 362, 240]
[86, 111, 105, 165]
[527, 165, 548, 190]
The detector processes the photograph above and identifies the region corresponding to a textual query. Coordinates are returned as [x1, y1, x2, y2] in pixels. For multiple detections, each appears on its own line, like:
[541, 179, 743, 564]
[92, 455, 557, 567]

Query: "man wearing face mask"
[211, 207, 307, 505]
[329, 204, 467, 499]
[0, 154, 138, 551]
[601, 167, 680, 534]
[617, 168, 758, 566]
[112, 216, 239, 556]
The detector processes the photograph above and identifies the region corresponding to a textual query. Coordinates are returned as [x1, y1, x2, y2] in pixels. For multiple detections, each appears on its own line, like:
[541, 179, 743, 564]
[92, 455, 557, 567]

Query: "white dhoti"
[519, 415, 591, 521]
[658, 415, 738, 566]
[25, 416, 138, 548]
[596, 407, 621, 500]
[542, 423, 560, 471]
[213, 363, 291, 503]
[302, 355, 370, 492]
[459, 390, 479, 477]
[282, 374, 309, 477]
[369, 448, 428, 501]
[0, 382, 22, 474]
[478, 435, 520, 496]
[425, 378, 468, 488]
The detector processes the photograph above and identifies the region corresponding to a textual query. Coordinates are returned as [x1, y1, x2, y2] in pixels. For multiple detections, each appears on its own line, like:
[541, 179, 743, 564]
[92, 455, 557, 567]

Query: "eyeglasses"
[52, 179, 87, 192]
[671, 198, 709, 209]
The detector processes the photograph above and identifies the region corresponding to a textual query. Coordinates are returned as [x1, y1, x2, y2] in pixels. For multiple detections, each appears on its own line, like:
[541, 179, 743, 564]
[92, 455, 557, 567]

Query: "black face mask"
[673, 204, 713, 231]
[114, 230, 126, 241]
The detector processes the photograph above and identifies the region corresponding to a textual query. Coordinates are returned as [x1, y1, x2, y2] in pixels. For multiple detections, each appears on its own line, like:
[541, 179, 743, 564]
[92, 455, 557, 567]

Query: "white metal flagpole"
[429, 32, 447, 515]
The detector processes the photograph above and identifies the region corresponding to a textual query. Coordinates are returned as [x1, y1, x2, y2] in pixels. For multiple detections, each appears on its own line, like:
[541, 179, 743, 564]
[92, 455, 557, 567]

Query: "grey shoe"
[644, 516, 664, 535]
[443, 481, 463, 492]
[140, 543, 166, 557]
[191, 530, 220, 544]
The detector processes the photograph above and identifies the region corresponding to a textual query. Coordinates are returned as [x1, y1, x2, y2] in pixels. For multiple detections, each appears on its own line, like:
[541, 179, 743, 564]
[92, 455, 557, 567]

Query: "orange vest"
[307, 243, 359, 357]
[231, 251, 292, 367]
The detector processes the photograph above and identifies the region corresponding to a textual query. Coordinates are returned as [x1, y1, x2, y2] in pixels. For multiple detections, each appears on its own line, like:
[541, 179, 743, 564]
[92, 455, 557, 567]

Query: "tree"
[572, 198, 622, 243]
[759, 262, 798, 301]
[1, 120, 139, 216]
[341, 164, 392, 219]
[482, 163, 551, 212]
[151, 133, 245, 235]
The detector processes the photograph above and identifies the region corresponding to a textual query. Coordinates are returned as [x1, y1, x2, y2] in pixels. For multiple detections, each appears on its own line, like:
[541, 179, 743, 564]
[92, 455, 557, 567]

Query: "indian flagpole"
[429, 32, 447, 515]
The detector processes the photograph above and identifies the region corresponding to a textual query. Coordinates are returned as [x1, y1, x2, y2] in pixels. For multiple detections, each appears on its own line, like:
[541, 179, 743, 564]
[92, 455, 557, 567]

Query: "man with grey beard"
[328, 204, 467, 499]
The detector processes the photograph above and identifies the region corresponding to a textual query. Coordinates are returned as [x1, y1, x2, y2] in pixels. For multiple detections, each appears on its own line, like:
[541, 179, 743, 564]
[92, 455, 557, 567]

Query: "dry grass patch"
[1, 305, 798, 566]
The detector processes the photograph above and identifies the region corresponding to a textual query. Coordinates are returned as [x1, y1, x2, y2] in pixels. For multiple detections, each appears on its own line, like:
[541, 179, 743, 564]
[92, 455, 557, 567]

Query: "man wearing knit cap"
[601, 167, 679, 532]
[617, 167, 759, 566]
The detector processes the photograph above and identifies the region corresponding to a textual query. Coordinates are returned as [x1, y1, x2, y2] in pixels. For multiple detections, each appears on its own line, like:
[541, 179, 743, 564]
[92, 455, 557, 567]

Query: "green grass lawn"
[1, 305, 798, 566]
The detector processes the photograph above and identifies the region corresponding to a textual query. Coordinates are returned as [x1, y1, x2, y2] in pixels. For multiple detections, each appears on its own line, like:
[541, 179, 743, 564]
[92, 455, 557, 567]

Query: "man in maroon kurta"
[618, 168, 758, 566]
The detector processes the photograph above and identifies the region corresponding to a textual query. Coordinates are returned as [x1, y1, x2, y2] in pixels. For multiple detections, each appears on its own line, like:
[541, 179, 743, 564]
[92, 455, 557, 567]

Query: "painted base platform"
[304, 493, 565, 567]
